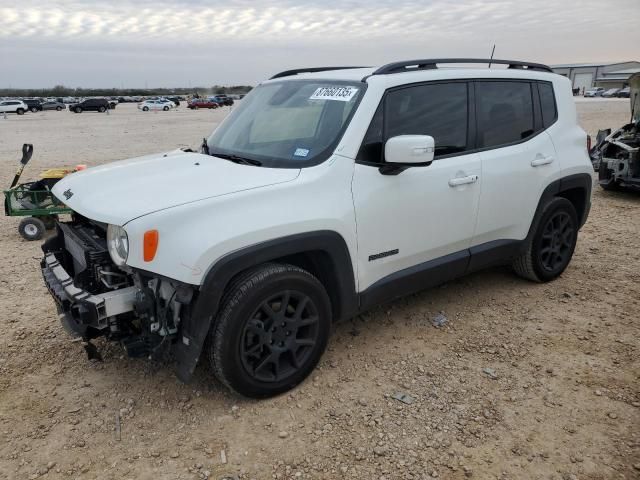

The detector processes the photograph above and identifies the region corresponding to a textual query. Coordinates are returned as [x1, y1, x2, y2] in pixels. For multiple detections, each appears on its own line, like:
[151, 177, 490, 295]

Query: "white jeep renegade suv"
[41, 59, 592, 398]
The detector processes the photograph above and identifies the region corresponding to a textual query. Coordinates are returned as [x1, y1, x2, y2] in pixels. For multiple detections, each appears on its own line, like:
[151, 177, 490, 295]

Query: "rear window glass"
[538, 82, 557, 128]
[476, 81, 534, 149]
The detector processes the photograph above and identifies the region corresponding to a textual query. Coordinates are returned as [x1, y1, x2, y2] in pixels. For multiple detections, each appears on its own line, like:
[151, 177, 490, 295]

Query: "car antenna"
[488, 44, 496, 68]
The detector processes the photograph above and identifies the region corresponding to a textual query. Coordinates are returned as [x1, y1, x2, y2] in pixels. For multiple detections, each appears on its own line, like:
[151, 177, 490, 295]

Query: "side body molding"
[174, 230, 357, 381]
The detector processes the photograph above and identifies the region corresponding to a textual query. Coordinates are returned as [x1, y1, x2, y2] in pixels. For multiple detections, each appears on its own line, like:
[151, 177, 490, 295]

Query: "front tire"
[512, 197, 578, 282]
[98, 106, 106, 113]
[56, 106, 62, 111]
[208, 263, 332, 398]
[74, 107, 82, 113]
[142, 106, 149, 111]
[18, 217, 46, 241]
[163, 106, 169, 111]
[16, 108, 25, 115]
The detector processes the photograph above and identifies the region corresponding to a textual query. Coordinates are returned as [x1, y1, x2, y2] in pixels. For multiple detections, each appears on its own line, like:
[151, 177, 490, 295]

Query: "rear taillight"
[587, 135, 592, 151]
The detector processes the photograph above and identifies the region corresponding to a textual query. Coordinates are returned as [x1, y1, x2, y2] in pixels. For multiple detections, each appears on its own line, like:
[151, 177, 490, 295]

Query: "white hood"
[52, 150, 300, 225]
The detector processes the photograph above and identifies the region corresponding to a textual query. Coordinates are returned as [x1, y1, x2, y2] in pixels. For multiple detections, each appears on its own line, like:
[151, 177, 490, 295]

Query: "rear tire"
[75, 107, 82, 113]
[207, 263, 332, 398]
[512, 197, 578, 282]
[18, 217, 46, 241]
[30, 107, 38, 113]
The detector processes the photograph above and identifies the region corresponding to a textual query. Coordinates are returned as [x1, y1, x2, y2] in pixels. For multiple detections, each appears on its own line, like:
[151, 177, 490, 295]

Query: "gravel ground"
[0, 99, 638, 480]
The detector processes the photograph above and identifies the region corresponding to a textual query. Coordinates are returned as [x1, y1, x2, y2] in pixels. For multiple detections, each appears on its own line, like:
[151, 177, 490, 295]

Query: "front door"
[352, 81, 481, 295]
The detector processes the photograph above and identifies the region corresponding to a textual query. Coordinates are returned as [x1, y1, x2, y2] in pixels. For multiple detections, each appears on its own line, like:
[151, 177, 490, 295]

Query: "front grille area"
[54, 221, 113, 293]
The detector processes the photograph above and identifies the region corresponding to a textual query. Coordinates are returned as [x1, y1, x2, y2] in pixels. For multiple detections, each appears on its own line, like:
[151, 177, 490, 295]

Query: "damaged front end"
[590, 121, 640, 191]
[589, 73, 640, 191]
[41, 217, 196, 361]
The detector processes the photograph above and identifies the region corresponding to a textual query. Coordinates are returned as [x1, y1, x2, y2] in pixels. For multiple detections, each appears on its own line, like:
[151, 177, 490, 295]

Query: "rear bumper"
[41, 252, 137, 336]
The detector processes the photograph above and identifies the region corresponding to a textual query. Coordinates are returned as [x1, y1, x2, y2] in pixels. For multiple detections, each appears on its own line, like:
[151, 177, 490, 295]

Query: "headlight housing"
[107, 224, 129, 266]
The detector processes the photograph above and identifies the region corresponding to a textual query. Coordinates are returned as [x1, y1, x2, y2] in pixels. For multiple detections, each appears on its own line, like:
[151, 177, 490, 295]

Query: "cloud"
[2, 0, 639, 87]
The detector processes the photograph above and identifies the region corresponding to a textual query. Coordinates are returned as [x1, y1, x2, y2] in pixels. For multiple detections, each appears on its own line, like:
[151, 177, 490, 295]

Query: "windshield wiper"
[209, 151, 262, 166]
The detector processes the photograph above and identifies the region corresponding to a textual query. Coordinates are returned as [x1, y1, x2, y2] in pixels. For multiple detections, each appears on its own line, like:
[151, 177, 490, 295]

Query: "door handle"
[448, 175, 479, 187]
[531, 155, 554, 167]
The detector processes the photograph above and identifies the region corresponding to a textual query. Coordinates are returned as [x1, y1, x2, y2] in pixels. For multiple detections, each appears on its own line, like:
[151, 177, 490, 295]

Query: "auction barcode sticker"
[309, 86, 359, 102]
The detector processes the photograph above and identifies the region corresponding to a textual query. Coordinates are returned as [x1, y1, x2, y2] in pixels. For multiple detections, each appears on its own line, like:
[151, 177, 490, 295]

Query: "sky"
[2, 0, 639, 89]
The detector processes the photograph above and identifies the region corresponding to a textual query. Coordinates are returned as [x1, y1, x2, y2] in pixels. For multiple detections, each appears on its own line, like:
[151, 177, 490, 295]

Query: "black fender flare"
[174, 230, 357, 382]
[525, 173, 592, 244]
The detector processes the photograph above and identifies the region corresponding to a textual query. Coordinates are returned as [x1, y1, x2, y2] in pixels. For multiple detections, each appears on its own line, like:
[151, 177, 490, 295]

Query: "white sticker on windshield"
[309, 86, 358, 102]
[294, 148, 310, 157]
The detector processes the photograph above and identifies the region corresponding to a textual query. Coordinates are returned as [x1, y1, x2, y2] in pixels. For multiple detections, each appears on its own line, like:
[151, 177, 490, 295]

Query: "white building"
[551, 61, 640, 91]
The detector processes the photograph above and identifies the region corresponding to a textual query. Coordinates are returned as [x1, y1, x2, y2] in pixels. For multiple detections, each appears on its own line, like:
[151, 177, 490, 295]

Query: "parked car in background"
[211, 94, 234, 106]
[187, 98, 219, 109]
[62, 97, 78, 104]
[138, 99, 175, 111]
[166, 96, 181, 106]
[602, 88, 621, 98]
[69, 98, 110, 113]
[0, 100, 28, 115]
[584, 87, 605, 97]
[616, 87, 631, 98]
[42, 101, 66, 111]
[22, 99, 43, 112]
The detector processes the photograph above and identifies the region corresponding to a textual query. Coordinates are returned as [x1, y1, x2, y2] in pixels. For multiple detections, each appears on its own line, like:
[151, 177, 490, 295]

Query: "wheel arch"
[173, 230, 357, 382]
[531, 173, 592, 238]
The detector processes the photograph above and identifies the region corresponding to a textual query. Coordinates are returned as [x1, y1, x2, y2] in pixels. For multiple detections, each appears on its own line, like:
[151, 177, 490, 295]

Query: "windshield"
[207, 80, 364, 167]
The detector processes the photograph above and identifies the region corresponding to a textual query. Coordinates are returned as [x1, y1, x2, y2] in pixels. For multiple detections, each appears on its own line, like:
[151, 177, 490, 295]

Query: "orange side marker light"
[143, 230, 159, 262]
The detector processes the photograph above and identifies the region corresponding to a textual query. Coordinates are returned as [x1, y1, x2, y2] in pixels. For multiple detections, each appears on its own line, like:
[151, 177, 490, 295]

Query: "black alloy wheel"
[240, 290, 320, 383]
[513, 197, 578, 282]
[538, 210, 575, 273]
[208, 263, 331, 398]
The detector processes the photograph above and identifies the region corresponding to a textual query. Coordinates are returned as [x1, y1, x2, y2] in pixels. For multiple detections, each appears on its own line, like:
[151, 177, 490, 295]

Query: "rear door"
[471, 80, 560, 247]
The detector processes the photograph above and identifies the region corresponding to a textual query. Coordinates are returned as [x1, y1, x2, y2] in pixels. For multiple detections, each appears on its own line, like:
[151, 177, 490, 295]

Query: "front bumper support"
[41, 252, 137, 333]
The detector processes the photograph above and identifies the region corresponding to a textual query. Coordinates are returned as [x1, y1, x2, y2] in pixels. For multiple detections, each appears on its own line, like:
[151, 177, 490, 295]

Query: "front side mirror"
[384, 135, 435, 165]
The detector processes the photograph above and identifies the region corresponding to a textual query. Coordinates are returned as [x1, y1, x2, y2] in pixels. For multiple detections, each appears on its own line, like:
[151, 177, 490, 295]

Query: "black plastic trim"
[371, 58, 553, 76]
[528, 173, 592, 236]
[467, 239, 523, 272]
[270, 66, 370, 80]
[359, 250, 469, 311]
[173, 231, 357, 381]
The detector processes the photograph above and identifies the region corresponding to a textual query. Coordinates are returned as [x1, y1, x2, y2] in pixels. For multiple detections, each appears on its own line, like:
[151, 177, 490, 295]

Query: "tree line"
[0, 84, 253, 98]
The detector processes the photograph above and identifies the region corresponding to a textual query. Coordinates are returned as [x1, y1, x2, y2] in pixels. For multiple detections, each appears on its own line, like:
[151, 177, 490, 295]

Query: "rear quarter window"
[538, 82, 558, 128]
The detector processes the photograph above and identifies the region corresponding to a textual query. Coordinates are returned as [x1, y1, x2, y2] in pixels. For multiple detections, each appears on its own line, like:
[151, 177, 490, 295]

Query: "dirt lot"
[0, 99, 638, 480]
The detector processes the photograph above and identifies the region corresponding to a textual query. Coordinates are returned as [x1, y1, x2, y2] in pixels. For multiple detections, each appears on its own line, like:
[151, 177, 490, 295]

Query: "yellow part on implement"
[39, 167, 75, 179]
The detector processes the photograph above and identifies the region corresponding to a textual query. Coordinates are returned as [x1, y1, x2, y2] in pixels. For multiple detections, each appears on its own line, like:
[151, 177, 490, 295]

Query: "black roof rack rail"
[371, 58, 553, 76]
[270, 66, 370, 80]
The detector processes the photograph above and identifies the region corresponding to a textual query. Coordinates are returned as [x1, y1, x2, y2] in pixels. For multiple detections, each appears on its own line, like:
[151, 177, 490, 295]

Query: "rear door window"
[476, 81, 535, 149]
